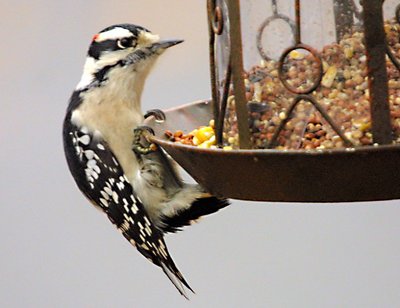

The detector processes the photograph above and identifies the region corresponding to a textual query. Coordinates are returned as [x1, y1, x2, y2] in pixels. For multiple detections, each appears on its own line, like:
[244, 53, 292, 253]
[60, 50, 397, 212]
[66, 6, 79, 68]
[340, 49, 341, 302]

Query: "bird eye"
[117, 37, 134, 49]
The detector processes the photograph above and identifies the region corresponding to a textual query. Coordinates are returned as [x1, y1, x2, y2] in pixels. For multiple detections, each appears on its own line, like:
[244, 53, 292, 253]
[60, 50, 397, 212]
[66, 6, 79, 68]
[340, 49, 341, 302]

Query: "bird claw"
[132, 126, 158, 155]
[144, 109, 166, 122]
[135, 125, 155, 136]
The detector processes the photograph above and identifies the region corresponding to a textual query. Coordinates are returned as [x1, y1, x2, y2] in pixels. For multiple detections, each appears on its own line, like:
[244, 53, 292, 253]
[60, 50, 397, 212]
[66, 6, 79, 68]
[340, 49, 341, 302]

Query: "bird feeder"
[145, 0, 400, 202]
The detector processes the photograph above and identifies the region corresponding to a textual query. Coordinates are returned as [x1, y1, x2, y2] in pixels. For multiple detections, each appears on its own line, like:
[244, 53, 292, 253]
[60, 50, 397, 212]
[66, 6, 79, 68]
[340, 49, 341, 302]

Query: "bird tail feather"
[160, 262, 194, 299]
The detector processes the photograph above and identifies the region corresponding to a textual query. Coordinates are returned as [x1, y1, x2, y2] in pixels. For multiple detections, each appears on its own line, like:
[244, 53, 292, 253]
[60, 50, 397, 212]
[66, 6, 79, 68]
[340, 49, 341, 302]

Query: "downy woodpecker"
[63, 24, 229, 298]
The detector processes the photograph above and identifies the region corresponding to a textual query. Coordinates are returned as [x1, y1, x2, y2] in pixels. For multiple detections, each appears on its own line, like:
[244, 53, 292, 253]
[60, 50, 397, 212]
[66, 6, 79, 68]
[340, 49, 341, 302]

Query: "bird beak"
[150, 39, 184, 52]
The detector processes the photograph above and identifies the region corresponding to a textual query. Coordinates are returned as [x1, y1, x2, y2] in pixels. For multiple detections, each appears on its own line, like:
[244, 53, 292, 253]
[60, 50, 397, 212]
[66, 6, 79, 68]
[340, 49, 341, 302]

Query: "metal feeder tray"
[145, 100, 400, 202]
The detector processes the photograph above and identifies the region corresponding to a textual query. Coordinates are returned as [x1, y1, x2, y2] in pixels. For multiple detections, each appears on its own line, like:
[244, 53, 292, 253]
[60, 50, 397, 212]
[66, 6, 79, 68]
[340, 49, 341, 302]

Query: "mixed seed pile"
[168, 19, 400, 150]
[165, 120, 234, 150]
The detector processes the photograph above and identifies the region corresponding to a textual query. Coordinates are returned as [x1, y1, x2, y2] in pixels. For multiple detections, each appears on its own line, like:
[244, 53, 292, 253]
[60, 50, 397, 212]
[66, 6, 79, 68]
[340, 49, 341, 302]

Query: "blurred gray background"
[2, 1, 400, 307]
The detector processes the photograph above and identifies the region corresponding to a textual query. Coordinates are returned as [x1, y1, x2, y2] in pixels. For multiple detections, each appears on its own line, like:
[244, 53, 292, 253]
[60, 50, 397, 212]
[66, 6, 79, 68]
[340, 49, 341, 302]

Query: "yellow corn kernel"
[207, 135, 216, 145]
[322, 61, 329, 73]
[192, 136, 200, 146]
[289, 50, 304, 60]
[321, 65, 337, 88]
[198, 135, 216, 148]
[384, 24, 391, 35]
[344, 46, 353, 59]
[195, 126, 214, 143]
[253, 82, 262, 102]
[359, 122, 371, 132]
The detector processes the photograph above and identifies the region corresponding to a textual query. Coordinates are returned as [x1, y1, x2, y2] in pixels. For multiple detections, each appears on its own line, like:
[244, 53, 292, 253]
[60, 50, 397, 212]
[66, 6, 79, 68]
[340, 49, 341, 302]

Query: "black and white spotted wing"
[63, 119, 193, 297]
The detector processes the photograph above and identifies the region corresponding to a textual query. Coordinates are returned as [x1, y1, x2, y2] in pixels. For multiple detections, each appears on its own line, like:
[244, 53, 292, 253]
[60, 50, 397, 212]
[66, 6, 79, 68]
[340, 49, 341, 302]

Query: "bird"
[62, 23, 229, 298]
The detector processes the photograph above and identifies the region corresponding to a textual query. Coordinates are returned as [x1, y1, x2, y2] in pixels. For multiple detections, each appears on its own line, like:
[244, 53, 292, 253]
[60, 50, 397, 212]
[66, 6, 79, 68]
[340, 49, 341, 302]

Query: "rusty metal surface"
[226, 0, 251, 149]
[278, 44, 323, 95]
[145, 100, 400, 202]
[207, 0, 233, 147]
[207, 0, 221, 145]
[362, 0, 393, 145]
[294, 0, 301, 44]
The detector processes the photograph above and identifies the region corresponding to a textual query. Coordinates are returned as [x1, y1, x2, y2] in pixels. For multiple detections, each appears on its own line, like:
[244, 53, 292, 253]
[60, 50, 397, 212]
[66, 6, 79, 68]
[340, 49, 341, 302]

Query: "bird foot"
[144, 109, 166, 122]
[132, 126, 158, 155]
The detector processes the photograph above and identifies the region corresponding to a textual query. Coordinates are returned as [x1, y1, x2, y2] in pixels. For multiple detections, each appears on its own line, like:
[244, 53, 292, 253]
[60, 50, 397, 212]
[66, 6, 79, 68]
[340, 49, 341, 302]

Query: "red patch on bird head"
[92, 34, 99, 42]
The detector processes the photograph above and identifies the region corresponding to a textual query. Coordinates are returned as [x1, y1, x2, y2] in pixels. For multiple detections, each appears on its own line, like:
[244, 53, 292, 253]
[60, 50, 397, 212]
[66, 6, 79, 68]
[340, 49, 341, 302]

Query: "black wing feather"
[161, 197, 230, 233]
[63, 115, 193, 296]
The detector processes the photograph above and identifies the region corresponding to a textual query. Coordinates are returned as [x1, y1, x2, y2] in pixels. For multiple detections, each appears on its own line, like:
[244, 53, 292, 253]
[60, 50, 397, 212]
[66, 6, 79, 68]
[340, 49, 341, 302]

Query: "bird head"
[76, 23, 183, 90]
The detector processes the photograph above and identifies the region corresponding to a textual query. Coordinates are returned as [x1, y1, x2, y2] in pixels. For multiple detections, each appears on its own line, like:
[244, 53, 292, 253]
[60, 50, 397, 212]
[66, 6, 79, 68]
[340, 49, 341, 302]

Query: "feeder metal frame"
[144, 0, 400, 202]
[210, 0, 394, 148]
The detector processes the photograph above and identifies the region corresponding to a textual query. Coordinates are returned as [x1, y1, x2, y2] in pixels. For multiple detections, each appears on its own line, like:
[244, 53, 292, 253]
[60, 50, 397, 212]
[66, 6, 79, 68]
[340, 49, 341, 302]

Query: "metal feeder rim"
[146, 100, 400, 156]
[149, 137, 400, 156]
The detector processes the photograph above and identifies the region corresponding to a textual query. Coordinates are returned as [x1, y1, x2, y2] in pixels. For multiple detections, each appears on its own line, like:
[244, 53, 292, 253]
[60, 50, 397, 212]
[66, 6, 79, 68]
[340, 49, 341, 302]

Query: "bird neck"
[71, 56, 158, 184]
